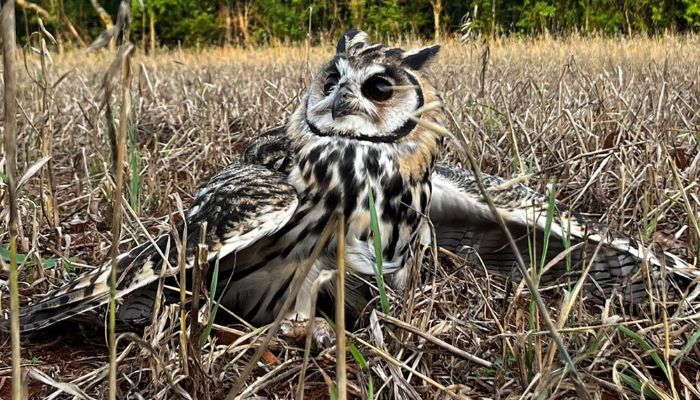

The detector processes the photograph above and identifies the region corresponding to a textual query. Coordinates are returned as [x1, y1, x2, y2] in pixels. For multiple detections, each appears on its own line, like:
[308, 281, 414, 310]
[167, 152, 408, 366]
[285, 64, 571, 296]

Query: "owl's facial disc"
[305, 58, 422, 142]
[301, 29, 440, 143]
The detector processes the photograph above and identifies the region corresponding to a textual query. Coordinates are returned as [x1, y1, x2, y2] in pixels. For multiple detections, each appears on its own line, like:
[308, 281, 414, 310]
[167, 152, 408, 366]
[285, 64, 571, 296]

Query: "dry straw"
[0, 34, 698, 399]
[2, 0, 22, 398]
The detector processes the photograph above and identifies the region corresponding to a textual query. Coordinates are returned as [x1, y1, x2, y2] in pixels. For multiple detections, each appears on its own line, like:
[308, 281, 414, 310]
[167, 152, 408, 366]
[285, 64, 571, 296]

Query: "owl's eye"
[323, 73, 339, 95]
[362, 76, 393, 102]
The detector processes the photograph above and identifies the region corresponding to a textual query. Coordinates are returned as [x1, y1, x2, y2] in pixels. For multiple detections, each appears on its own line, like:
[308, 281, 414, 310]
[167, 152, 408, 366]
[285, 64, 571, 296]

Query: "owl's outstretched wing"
[3, 162, 298, 332]
[430, 164, 699, 302]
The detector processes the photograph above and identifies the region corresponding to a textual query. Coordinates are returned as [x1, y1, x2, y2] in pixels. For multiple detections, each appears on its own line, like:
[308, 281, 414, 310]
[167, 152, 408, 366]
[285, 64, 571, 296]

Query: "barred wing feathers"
[430, 164, 698, 302]
[3, 163, 298, 332]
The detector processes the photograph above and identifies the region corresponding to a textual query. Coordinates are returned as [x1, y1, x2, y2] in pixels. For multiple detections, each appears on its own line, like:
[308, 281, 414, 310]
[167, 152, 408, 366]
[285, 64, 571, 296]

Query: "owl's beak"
[331, 88, 354, 119]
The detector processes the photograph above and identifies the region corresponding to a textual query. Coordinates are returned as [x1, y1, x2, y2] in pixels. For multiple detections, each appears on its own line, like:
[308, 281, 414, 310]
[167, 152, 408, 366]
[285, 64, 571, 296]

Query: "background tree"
[684, 0, 700, 28]
[9, 0, 700, 48]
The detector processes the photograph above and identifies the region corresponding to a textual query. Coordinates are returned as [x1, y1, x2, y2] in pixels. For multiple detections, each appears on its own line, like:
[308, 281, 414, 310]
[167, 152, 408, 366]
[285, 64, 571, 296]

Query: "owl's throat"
[304, 114, 419, 144]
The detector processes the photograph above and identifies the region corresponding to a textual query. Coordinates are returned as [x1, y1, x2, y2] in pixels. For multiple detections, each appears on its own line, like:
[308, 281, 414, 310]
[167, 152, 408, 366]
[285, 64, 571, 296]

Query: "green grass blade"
[617, 325, 670, 381]
[0, 246, 75, 273]
[0, 246, 27, 265]
[366, 178, 390, 314]
[672, 328, 700, 366]
[539, 180, 557, 273]
[348, 342, 367, 369]
[618, 372, 660, 400]
[199, 250, 221, 348]
[326, 315, 374, 399]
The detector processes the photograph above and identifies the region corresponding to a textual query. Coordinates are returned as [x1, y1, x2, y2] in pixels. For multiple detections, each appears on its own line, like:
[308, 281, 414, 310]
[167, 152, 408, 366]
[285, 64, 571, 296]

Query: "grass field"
[1, 35, 699, 399]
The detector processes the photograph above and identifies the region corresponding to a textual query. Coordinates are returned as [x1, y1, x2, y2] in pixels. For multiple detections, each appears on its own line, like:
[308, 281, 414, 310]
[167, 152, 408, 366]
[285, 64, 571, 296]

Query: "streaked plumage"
[13, 163, 299, 330]
[246, 128, 700, 305]
[3, 29, 698, 334]
[4, 29, 445, 331]
[430, 165, 698, 303]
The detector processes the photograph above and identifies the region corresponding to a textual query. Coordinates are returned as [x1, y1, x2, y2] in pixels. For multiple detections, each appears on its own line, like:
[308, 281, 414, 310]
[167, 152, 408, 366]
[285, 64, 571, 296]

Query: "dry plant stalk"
[296, 269, 335, 399]
[377, 312, 493, 368]
[2, 1, 23, 398]
[28, 24, 61, 245]
[170, 195, 189, 378]
[190, 221, 208, 375]
[106, 42, 134, 400]
[335, 212, 347, 400]
[345, 331, 459, 398]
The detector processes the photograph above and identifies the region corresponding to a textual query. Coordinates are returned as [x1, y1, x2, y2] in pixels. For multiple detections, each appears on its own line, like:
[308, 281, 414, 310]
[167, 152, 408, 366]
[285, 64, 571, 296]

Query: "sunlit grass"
[1, 34, 698, 398]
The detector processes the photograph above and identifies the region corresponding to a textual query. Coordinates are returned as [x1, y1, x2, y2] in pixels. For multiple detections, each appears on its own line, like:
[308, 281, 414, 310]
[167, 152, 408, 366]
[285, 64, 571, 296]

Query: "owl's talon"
[279, 317, 336, 350]
[311, 319, 335, 349]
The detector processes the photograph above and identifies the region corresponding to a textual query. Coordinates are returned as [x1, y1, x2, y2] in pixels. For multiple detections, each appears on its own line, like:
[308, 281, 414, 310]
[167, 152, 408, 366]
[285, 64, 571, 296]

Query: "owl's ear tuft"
[401, 45, 441, 70]
[336, 28, 369, 55]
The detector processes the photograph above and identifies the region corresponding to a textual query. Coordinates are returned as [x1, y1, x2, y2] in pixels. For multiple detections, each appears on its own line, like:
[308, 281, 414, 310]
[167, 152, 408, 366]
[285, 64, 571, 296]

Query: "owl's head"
[295, 29, 443, 144]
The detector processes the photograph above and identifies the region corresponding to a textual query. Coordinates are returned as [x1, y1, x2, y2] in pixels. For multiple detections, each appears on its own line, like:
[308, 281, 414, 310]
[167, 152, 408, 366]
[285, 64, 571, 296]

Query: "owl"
[3, 29, 697, 334]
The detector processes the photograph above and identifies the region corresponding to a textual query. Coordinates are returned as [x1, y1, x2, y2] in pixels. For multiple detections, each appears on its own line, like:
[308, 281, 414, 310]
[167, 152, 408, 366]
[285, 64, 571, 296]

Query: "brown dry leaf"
[213, 326, 241, 346]
[261, 349, 280, 365]
[671, 147, 689, 169]
[603, 131, 617, 149]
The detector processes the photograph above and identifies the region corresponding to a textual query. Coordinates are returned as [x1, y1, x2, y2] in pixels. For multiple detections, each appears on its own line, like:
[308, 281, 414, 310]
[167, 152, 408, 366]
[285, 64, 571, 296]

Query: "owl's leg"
[279, 260, 336, 349]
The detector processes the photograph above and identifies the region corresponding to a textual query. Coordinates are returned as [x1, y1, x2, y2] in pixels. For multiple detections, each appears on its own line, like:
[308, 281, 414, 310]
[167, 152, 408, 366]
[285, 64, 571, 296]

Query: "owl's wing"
[430, 164, 698, 302]
[4, 162, 299, 332]
[243, 124, 294, 172]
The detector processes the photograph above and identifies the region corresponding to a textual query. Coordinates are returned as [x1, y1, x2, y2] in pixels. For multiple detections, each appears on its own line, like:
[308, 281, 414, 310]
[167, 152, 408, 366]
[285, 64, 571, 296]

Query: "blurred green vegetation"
[9, 0, 700, 48]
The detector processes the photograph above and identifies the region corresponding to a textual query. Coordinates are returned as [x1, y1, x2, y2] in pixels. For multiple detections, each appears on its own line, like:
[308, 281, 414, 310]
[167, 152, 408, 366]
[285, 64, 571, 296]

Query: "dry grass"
[1, 34, 699, 399]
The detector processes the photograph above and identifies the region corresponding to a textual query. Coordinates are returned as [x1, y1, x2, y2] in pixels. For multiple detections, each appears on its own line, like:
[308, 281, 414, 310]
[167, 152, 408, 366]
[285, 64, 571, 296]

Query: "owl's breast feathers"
[288, 132, 434, 277]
